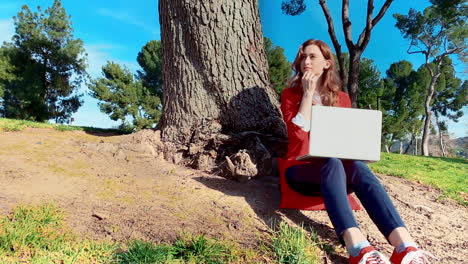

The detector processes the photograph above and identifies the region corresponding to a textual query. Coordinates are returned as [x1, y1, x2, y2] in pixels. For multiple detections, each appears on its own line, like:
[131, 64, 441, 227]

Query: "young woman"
[279, 39, 435, 264]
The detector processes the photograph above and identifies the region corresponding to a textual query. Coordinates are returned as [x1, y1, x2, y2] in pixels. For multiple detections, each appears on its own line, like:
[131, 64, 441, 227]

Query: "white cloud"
[0, 18, 14, 45]
[96, 8, 160, 36]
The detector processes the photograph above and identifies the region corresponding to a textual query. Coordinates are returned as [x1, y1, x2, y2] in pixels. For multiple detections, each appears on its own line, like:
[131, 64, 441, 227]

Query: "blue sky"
[0, 0, 466, 138]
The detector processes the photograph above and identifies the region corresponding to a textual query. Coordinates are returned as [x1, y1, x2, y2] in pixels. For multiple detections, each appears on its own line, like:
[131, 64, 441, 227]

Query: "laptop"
[296, 105, 382, 162]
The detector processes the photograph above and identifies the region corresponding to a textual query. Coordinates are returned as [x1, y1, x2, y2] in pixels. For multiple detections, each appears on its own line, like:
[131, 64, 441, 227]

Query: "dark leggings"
[286, 158, 405, 244]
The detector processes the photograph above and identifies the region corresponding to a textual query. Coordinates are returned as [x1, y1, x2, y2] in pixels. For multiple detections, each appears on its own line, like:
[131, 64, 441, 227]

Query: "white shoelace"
[401, 250, 438, 264]
[360, 251, 390, 264]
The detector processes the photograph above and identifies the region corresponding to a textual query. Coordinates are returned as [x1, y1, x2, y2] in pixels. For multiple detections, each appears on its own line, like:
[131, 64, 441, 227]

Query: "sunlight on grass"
[270, 222, 321, 264]
[0, 117, 124, 134]
[0, 204, 311, 263]
[0, 204, 117, 264]
[370, 152, 467, 205]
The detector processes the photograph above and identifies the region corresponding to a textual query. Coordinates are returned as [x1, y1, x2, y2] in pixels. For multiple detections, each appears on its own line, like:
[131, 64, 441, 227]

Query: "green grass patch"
[370, 152, 468, 205]
[0, 203, 117, 263]
[115, 235, 234, 264]
[0, 204, 273, 263]
[270, 222, 321, 264]
[0, 117, 126, 134]
[114, 240, 180, 264]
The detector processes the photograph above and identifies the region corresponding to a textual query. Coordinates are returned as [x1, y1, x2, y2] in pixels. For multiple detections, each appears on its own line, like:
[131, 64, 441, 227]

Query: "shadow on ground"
[194, 175, 348, 264]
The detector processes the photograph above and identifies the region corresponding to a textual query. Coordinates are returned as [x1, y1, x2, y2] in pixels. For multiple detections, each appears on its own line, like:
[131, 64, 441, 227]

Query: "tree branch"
[319, 0, 346, 84]
[438, 46, 465, 59]
[371, 0, 392, 27]
[406, 44, 427, 55]
[356, 0, 374, 51]
[357, 0, 393, 50]
[342, 0, 355, 51]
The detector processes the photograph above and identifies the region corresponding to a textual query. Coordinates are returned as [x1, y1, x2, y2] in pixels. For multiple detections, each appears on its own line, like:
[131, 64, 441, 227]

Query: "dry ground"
[0, 128, 466, 263]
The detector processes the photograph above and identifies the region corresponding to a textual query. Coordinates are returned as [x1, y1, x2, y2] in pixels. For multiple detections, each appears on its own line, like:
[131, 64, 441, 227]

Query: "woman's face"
[299, 44, 331, 76]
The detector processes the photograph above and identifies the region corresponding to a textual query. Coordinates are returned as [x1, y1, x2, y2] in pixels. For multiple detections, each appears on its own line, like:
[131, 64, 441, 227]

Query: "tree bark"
[158, 0, 287, 179]
[435, 115, 447, 157]
[341, 0, 392, 106]
[347, 50, 362, 107]
[421, 71, 441, 156]
[414, 137, 417, 155]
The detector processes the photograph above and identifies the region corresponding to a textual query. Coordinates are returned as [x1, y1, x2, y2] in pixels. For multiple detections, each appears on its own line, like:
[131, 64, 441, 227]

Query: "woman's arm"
[281, 89, 310, 158]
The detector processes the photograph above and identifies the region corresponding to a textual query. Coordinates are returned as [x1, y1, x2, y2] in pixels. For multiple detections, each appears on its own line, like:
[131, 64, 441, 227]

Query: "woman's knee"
[347, 161, 380, 185]
[323, 157, 343, 168]
[321, 158, 346, 183]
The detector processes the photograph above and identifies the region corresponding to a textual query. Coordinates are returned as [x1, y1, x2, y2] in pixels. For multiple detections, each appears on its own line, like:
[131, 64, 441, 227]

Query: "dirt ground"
[0, 128, 466, 263]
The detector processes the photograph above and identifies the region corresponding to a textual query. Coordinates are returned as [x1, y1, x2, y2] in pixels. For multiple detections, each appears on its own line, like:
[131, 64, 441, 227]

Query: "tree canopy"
[263, 37, 291, 95]
[137, 40, 163, 100]
[0, 0, 87, 123]
[394, 0, 467, 155]
[89, 61, 161, 132]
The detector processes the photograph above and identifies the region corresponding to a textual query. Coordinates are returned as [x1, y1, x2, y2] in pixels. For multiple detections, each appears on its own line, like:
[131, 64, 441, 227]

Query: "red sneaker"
[390, 246, 437, 264]
[349, 246, 391, 264]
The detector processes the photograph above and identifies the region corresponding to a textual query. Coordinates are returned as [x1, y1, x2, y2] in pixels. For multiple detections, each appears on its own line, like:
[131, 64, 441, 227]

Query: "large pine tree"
[158, 0, 287, 179]
[0, 0, 87, 123]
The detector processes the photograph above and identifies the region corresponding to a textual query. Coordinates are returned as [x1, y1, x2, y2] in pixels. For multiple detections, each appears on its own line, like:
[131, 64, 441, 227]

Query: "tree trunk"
[421, 75, 439, 156]
[435, 116, 447, 157]
[158, 0, 287, 180]
[347, 50, 362, 108]
[414, 137, 418, 155]
[404, 134, 414, 154]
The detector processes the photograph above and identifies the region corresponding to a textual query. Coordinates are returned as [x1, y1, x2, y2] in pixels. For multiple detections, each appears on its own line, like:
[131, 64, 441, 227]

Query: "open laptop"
[296, 105, 382, 162]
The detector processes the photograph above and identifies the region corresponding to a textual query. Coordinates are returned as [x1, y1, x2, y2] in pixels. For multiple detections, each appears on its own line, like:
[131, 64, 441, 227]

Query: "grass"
[370, 152, 468, 205]
[0, 117, 125, 134]
[269, 222, 321, 264]
[0, 204, 281, 264]
[0, 203, 118, 264]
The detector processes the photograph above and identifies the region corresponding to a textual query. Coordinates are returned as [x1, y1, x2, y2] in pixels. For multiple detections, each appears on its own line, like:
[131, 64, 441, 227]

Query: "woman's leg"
[286, 158, 363, 244]
[343, 160, 407, 243]
[319, 158, 361, 242]
[287, 159, 392, 262]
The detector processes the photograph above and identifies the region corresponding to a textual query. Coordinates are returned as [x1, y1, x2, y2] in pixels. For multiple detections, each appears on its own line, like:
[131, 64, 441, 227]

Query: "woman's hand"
[301, 71, 320, 96]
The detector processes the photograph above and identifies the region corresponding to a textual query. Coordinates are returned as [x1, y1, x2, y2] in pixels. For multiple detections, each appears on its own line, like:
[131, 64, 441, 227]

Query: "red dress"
[278, 86, 360, 210]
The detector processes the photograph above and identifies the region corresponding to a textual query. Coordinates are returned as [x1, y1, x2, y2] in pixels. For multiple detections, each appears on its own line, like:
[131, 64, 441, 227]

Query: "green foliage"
[281, 0, 306, 16]
[90, 40, 163, 131]
[379, 61, 426, 146]
[394, 1, 467, 154]
[270, 222, 321, 264]
[356, 57, 382, 110]
[430, 57, 466, 129]
[137, 40, 163, 99]
[0, 47, 17, 99]
[264, 37, 292, 95]
[394, 1, 467, 62]
[0, 0, 87, 123]
[89, 62, 161, 131]
[370, 152, 468, 205]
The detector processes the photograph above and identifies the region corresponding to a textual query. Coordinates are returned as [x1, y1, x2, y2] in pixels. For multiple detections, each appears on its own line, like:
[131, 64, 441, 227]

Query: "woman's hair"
[287, 39, 342, 106]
